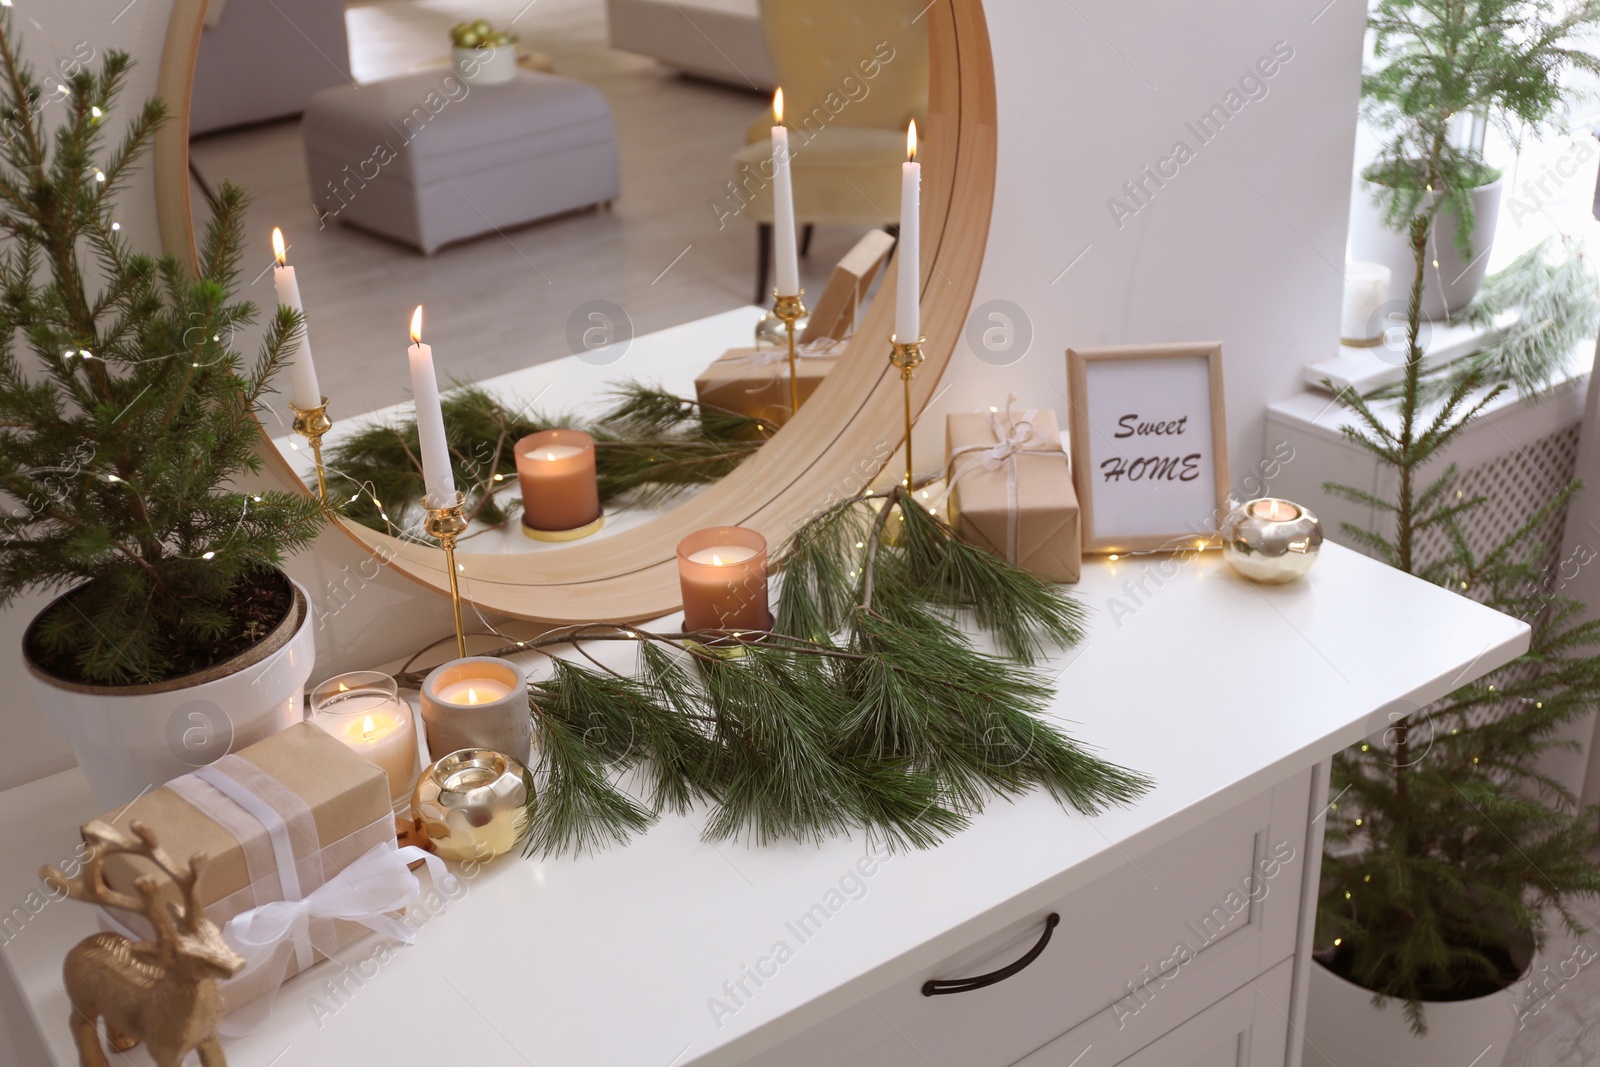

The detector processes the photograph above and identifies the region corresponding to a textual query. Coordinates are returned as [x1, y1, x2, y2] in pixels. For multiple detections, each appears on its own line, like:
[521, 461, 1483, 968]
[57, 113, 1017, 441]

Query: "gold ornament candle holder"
[290, 397, 333, 504]
[411, 748, 530, 863]
[1220, 497, 1324, 583]
[771, 288, 808, 416]
[424, 491, 470, 658]
[889, 335, 926, 489]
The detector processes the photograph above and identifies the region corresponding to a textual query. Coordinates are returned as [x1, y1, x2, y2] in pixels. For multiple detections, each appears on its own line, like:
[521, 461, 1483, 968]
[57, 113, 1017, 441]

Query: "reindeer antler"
[40, 820, 212, 933]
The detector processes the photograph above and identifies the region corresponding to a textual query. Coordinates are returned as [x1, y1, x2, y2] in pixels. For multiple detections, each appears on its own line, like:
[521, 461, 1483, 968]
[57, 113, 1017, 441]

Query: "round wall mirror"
[156, 0, 995, 623]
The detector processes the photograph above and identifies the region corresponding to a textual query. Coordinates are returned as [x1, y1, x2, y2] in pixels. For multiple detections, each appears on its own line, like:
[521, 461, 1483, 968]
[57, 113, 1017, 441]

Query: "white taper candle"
[896, 121, 921, 342]
[407, 305, 456, 505]
[771, 89, 800, 297]
[271, 228, 322, 409]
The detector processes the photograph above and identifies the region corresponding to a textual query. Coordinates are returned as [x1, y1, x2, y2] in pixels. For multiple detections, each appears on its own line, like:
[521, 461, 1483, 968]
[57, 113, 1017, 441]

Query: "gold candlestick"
[424, 491, 470, 658]
[290, 397, 333, 504]
[772, 289, 807, 416]
[889, 335, 925, 489]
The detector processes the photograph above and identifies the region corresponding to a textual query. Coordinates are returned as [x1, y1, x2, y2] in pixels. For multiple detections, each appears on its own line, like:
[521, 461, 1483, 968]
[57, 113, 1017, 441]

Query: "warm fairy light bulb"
[773, 87, 784, 125]
[410, 305, 424, 344]
[362, 714, 376, 740]
[906, 120, 918, 162]
[272, 227, 287, 266]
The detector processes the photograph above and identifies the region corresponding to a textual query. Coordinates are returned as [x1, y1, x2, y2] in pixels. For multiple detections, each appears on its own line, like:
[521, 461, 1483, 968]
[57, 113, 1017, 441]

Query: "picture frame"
[1065, 341, 1229, 554]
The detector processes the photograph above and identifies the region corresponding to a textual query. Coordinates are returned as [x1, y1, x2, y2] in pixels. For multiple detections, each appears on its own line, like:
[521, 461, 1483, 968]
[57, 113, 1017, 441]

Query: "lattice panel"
[1411, 422, 1583, 600]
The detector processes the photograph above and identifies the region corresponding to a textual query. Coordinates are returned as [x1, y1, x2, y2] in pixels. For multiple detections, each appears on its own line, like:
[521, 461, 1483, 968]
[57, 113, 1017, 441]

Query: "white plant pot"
[24, 575, 315, 809]
[1303, 958, 1520, 1067]
[1347, 174, 1504, 321]
[453, 45, 517, 85]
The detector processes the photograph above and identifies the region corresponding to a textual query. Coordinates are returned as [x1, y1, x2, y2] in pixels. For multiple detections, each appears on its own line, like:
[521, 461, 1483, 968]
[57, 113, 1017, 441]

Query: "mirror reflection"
[188, 0, 928, 551]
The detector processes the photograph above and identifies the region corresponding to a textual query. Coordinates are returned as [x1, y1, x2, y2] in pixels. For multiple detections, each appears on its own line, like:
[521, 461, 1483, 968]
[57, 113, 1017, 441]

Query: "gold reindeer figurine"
[41, 819, 244, 1067]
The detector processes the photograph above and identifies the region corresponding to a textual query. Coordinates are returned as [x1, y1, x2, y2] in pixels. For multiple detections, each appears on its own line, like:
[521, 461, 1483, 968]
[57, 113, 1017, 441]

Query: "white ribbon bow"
[940, 395, 1069, 564]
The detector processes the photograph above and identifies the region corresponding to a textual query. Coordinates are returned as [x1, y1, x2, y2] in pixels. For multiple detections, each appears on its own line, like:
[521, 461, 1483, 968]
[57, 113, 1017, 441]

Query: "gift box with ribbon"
[87, 722, 452, 1030]
[694, 338, 846, 427]
[945, 401, 1082, 583]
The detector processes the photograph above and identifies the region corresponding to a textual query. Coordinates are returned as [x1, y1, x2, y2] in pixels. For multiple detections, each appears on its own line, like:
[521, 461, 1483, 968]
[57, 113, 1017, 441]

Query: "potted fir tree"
[1347, 0, 1600, 320]
[1307, 8, 1600, 1063]
[0, 22, 324, 805]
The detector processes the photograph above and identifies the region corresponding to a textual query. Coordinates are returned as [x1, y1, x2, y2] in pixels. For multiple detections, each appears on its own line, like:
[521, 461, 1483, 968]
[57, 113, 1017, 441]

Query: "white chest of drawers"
[0, 546, 1527, 1066]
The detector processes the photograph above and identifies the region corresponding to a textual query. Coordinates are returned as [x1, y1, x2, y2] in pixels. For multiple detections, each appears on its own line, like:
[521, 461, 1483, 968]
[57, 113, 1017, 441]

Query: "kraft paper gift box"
[89, 721, 401, 1016]
[945, 407, 1082, 583]
[694, 341, 842, 427]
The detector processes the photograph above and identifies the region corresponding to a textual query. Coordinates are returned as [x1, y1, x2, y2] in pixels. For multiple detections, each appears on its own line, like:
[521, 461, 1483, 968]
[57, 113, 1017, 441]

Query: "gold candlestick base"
[424, 492, 470, 658]
[889, 335, 926, 489]
[772, 289, 808, 417]
[290, 397, 333, 504]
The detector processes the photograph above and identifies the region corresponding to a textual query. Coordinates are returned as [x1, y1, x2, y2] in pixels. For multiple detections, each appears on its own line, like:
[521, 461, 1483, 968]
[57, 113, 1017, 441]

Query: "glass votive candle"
[308, 671, 420, 805]
[676, 526, 771, 634]
[420, 656, 530, 764]
[515, 429, 603, 540]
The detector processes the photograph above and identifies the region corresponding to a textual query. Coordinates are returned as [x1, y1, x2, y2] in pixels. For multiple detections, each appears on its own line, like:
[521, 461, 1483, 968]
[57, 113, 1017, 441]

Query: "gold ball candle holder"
[411, 748, 530, 863]
[289, 396, 333, 504]
[771, 288, 808, 416]
[1221, 497, 1324, 584]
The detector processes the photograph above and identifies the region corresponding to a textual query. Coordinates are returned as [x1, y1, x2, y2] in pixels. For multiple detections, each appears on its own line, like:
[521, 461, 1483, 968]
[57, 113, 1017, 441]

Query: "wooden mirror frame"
[156, 0, 997, 623]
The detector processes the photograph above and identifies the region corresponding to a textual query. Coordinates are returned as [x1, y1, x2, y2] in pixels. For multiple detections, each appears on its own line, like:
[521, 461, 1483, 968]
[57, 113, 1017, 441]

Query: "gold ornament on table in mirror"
[1221, 497, 1324, 583]
[42, 820, 243, 1067]
[411, 749, 532, 863]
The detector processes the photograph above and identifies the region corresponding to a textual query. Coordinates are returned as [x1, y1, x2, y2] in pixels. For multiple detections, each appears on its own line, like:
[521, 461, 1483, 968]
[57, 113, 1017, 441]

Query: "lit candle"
[271, 228, 322, 410]
[770, 88, 800, 297]
[677, 526, 770, 633]
[895, 121, 920, 343]
[309, 672, 420, 805]
[514, 429, 602, 536]
[420, 656, 530, 764]
[407, 305, 457, 505]
[1249, 498, 1301, 523]
[1340, 262, 1391, 346]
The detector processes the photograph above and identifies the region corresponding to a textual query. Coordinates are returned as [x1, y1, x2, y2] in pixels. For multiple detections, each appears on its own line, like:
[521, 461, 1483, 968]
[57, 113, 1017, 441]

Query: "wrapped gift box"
[946, 407, 1082, 583]
[694, 342, 841, 427]
[90, 722, 399, 1015]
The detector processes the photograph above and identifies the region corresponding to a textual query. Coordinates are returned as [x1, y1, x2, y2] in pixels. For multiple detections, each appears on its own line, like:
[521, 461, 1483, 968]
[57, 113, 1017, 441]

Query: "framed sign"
[1066, 342, 1229, 554]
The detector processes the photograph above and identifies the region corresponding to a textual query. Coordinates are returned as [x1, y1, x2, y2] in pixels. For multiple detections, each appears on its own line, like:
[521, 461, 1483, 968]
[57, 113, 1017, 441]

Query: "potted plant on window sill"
[1346, 0, 1600, 321]
[0, 21, 324, 806]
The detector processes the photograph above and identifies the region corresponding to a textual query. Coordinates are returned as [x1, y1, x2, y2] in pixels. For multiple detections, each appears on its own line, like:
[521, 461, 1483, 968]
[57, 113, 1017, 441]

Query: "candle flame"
[546, 452, 557, 461]
[410, 305, 424, 344]
[773, 87, 784, 125]
[466, 687, 480, 705]
[712, 554, 724, 566]
[906, 120, 918, 162]
[362, 714, 375, 740]
[336, 681, 349, 692]
[271, 227, 287, 267]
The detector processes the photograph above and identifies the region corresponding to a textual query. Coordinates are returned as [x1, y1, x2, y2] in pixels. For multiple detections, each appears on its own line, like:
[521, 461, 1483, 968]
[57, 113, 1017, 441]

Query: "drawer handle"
[922, 913, 1060, 996]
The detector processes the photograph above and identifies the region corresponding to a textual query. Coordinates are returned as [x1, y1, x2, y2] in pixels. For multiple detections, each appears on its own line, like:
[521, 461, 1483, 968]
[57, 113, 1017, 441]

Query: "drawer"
[748, 770, 1310, 1067]
[1068, 956, 1294, 1067]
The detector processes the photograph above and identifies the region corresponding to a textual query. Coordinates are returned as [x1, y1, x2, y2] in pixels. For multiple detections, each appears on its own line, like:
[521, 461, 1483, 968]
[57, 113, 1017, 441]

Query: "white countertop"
[0, 543, 1528, 1066]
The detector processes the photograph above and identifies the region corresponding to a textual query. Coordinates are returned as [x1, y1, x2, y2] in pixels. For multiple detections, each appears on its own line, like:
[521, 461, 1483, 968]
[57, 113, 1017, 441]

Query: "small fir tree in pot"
[0, 19, 323, 687]
[1357, 0, 1600, 315]
[1318, 0, 1600, 1035]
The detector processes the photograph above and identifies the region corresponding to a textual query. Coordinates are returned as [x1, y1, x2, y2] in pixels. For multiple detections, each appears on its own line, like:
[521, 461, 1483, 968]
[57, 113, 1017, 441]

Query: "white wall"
[0, 0, 1366, 793]
[921, 0, 1366, 501]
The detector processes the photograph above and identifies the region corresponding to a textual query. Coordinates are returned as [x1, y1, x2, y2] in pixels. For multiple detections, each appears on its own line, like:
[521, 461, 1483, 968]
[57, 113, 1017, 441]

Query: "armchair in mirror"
[158, 0, 995, 622]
